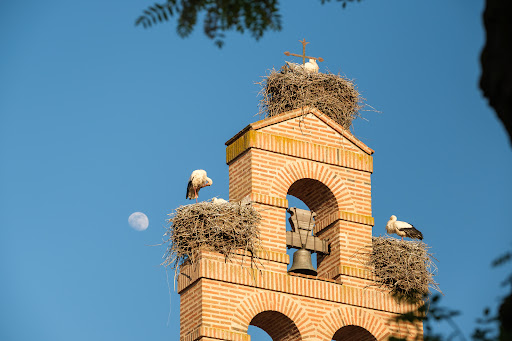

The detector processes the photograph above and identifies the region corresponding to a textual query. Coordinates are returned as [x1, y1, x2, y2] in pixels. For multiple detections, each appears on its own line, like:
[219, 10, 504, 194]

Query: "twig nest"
[257, 66, 362, 129]
[162, 200, 261, 273]
[369, 236, 441, 301]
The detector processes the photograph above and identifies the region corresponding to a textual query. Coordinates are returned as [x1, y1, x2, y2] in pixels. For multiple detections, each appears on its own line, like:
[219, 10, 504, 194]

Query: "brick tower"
[178, 107, 422, 341]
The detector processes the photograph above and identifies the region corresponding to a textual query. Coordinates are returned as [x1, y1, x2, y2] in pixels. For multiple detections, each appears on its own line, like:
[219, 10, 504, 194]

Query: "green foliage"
[135, 0, 361, 47]
[135, 0, 282, 48]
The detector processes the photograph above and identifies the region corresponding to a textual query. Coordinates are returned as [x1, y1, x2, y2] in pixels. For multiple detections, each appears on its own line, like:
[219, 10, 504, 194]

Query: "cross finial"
[284, 38, 324, 65]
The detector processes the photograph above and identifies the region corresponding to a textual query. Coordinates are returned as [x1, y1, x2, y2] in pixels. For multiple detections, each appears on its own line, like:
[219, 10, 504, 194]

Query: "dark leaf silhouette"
[135, 0, 359, 47]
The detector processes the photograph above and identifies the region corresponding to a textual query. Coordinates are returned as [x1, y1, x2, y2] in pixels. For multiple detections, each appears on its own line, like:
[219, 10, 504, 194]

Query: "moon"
[128, 212, 149, 231]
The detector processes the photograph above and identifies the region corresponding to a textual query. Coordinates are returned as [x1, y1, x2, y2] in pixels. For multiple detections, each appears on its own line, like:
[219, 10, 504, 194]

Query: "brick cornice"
[181, 326, 250, 341]
[331, 265, 376, 281]
[177, 249, 290, 292]
[250, 192, 288, 209]
[315, 210, 375, 234]
[178, 255, 417, 315]
[226, 130, 373, 173]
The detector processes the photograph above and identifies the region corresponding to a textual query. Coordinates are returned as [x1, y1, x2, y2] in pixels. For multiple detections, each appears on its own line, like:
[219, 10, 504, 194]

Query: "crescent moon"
[128, 212, 149, 231]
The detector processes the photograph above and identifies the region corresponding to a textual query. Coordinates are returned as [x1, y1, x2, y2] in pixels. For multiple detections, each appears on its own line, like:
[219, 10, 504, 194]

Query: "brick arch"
[316, 307, 390, 341]
[231, 292, 310, 338]
[250, 311, 301, 341]
[270, 160, 356, 212]
[333, 325, 377, 341]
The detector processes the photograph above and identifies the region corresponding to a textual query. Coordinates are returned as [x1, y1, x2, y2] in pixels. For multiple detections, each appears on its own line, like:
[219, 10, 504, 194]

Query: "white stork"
[386, 215, 423, 240]
[284, 61, 301, 72]
[211, 197, 228, 205]
[304, 59, 319, 73]
[186, 170, 212, 202]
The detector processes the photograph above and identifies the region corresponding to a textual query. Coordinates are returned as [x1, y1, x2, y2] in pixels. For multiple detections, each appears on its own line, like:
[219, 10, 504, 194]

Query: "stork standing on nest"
[386, 215, 423, 240]
[186, 169, 212, 202]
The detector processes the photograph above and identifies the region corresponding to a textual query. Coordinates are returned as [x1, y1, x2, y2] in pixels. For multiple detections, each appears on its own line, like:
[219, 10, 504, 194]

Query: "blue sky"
[1, 0, 511, 340]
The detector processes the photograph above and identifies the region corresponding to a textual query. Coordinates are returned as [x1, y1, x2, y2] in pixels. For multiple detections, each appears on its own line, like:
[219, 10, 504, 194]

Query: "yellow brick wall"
[179, 252, 421, 341]
[178, 108, 422, 341]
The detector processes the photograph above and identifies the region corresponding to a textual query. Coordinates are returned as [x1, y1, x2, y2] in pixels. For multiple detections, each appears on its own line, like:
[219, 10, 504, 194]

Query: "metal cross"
[284, 38, 324, 65]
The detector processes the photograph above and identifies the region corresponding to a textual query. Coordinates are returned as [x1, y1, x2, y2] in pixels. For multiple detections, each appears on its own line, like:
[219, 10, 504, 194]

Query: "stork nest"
[367, 236, 441, 301]
[162, 200, 262, 274]
[257, 66, 363, 129]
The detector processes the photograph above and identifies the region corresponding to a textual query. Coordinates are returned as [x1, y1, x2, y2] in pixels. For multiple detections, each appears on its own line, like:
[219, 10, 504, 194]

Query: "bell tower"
[178, 107, 422, 340]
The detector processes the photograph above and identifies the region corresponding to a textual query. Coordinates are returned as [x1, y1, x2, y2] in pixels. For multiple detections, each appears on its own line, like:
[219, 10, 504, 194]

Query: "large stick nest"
[162, 200, 262, 274]
[367, 236, 441, 301]
[257, 65, 362, 129]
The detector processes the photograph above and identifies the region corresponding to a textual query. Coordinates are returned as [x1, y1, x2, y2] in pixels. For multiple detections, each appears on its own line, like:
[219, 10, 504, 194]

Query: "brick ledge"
[178, 256, 417, 315]
[181, 326, 250, 341]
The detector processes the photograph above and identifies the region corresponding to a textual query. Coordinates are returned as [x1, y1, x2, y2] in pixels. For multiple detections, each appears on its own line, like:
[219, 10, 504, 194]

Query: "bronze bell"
[288, 247, 317, 276]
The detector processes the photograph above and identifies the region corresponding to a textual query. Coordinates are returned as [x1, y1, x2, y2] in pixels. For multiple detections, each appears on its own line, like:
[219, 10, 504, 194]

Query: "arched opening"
[248, 325, 272, 340]
[286, 195, 313, 272]
[288, 178, 338, 219]
[248, 310, 302, 341]
[286, 178, 338, 273]
[332, 325, 377, 341]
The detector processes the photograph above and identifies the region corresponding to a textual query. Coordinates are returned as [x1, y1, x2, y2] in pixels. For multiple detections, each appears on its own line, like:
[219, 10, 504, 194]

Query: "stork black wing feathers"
[403, 226, 423, 240]
[186, 180, 194, 199]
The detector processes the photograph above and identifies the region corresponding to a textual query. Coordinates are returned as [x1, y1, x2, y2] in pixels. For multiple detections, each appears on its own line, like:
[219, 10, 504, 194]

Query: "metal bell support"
[287, 207, 318, 276]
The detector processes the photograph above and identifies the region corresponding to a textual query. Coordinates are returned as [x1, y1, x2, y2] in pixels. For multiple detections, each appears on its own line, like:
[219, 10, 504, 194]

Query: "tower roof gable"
[225, 107, 374, 155]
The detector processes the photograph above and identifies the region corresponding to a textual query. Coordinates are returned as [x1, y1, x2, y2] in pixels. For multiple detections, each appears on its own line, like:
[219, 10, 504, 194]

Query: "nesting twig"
[365, 236, 441, 301]
[257, 66, 363, 129]
[162, 201, 262, 276]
